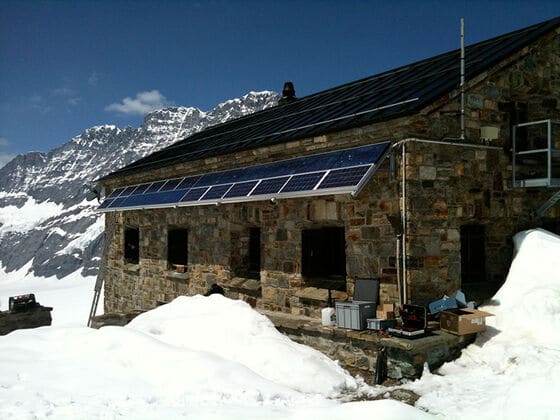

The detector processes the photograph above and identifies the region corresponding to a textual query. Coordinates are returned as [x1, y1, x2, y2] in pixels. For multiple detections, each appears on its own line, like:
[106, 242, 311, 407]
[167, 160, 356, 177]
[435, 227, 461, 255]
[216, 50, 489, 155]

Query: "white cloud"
[0, 137, 9, 146]
[105, 90, 172, 115]
[52, 88, 80, 107]
[0, 153, 16, 169]
[88, 72, 99, 86]
[52, 87, 78, 97]
[28, 95, 51, 114]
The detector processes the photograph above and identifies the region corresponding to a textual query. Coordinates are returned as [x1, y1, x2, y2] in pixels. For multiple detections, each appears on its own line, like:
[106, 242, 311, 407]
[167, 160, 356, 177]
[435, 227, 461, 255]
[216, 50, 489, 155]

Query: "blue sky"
[0, 1, 559, 167]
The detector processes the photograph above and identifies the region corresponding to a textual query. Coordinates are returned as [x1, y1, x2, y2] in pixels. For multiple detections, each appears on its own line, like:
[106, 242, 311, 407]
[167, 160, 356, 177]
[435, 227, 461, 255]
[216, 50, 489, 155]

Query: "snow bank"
[0, 294, 430, 419]
[0, 324, 303, 419]
[127, 295, 359, 396]
[406, 228, 560, 419]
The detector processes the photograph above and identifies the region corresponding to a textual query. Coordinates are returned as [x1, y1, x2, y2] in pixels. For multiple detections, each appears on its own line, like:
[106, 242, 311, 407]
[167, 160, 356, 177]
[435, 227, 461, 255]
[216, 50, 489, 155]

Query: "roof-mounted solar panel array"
[98, 142, 391, 212]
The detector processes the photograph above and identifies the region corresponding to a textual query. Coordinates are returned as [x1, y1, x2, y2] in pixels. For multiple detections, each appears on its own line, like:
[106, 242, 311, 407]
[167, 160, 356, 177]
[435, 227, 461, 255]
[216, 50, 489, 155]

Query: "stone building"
[98, 17, 560, 319]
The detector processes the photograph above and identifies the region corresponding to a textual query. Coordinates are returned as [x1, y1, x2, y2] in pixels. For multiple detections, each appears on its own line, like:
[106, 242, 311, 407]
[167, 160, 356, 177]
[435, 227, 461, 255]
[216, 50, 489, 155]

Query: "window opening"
[302, 226, 346, 290]
[168, 228, 188, 268]
[247, 227, 261, 279]
[124, 226, 139, 264]
[460, 224, 486, 283]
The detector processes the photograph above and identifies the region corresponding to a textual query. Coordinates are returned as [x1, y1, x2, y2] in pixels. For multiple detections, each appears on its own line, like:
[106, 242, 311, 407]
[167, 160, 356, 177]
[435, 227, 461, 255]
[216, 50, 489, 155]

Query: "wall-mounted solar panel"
[181, 187, 208, 202]
[177, 176, 201, 190]
[131, 183, 151, 195]
[223, 181, 258, 198]
[146, 181, 166, 193]
[280, 172, 325, 193]
[106, 187, 125, 199]
[99, 141, 390, 211]
[202, 184, 233, 200]
[159, 178, 184, 191]
[98, 198, 115, 209]
[120, 190, 188, 208]
[119, 185, 138, 196]
[250, 177, 290, 196]
[317, 166, 370, 189]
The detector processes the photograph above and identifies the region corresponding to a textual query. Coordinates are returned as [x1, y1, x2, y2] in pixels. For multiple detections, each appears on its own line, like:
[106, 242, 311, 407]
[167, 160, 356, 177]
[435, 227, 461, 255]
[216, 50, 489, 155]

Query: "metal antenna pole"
[460, 18, 466, 140]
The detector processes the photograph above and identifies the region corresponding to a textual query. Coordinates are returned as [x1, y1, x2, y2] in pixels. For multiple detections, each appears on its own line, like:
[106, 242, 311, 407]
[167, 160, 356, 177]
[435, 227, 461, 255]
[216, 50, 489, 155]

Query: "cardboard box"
[376, 310, 395, 320]
[377, 303, 395, 312]
[440, 308, 494, 335]
[376, 303, 395, 320]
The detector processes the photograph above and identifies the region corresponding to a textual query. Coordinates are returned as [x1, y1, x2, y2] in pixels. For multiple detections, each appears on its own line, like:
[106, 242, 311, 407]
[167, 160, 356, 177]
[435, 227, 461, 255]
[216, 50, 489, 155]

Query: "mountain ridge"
[0, 91, 279, 280]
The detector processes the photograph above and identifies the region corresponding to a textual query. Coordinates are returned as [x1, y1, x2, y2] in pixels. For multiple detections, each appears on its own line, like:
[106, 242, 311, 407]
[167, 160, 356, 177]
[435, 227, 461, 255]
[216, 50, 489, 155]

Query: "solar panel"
[317, 166, 371, 189]
[250, 177, 290, 196]
[108, 196, 129, 208]
[177, 176, 201, 190]
[131, 183, 151, 195]
[119, 186, 138, 196]
[280, 172, 325, 193]
[159, 178, 184, 191]
[181, 187, 208, 202]
[117, 190, 188, 208]
[99, 142, 390, 211]
[202, 184, 233, 200]
[98, 198, 115, 209]
[107, 187, 125, 199]
[145, 181, 166, 193]
[223, 181, 259, 198]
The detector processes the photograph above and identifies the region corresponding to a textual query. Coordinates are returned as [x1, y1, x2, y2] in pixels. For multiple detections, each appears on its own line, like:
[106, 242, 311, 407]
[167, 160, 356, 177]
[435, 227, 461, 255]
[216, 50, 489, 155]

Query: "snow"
[0, 262, 99, 325]
[404, 228, 560, 419]
[127, 295, 359, 396]
[0, 195, 63, 236]
[0, 228, 559, 418]
[57, 215, 104, 255]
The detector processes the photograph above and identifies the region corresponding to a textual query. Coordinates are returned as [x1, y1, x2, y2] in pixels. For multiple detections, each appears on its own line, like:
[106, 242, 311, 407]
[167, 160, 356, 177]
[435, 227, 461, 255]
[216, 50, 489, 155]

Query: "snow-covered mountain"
[0, 91, 279, 280]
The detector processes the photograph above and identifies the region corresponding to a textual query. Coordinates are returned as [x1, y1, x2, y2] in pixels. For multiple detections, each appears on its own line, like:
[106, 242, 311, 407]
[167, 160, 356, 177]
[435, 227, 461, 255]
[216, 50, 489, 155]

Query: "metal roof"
[102, 17, 560, 181]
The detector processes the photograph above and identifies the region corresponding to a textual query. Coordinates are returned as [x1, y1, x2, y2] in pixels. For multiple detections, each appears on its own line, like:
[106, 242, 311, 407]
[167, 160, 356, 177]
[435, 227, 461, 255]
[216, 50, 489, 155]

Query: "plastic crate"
[335, 301, 375, 330]
[366, 318, 397, 331]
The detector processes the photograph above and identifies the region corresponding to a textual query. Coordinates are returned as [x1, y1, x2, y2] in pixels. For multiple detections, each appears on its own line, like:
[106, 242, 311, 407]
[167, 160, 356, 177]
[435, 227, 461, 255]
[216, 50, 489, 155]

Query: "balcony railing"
[512, 119, 560, 188]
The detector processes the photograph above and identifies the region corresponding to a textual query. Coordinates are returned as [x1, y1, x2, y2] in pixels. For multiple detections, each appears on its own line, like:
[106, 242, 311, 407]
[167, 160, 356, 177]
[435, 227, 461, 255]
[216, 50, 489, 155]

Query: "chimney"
[278, 81, 296, 105]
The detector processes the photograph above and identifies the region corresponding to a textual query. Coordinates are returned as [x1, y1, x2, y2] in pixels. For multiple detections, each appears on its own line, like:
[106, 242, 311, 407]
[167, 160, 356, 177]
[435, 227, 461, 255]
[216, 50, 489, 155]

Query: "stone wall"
[103, 28, 560, 314]
[104, 169, 402, 314]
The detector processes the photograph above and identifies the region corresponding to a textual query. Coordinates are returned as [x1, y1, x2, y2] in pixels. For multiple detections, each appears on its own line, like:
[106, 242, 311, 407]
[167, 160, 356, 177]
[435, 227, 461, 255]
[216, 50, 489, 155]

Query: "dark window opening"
[231, 227, 261, 280]
[461, 224, 486, 283]
[124, 226, 139, 264]
[302, 227, 346, 291]
[247, 227, 261, 279]
[168, 228, 188, 267]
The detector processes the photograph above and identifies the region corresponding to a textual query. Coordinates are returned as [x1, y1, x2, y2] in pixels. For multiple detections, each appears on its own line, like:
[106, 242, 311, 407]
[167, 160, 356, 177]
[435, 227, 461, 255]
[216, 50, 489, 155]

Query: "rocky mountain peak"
[0, 91, 279, 280]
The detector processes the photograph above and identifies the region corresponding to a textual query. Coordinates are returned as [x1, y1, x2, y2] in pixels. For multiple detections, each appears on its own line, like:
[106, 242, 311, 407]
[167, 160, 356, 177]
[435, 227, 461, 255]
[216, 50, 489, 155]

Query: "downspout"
[401, 143, 407, 305]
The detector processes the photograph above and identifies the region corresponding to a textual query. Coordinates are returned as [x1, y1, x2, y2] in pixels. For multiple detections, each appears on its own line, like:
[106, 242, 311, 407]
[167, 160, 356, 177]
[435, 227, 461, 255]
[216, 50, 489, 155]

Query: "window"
[230, 227, 261, 279]
[247, 227, 261, 279]
[302, 227, 346, 290]
[168, 228, 188, 267]
[460, 224, 486, 283]
[124, 226, 139, 264]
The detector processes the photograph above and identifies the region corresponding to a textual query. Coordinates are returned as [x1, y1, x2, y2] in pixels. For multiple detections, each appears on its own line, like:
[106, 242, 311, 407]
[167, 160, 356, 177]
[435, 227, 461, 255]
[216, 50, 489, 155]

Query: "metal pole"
[401, 143, 407, 305]
[460, 18, 466, 140]
[548, 119, 552, 186]
[513, 124, 517, 187]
